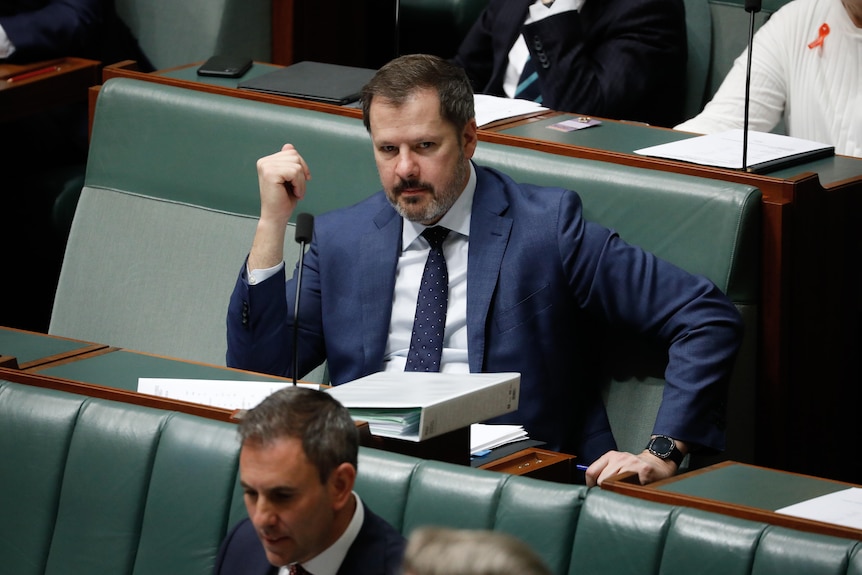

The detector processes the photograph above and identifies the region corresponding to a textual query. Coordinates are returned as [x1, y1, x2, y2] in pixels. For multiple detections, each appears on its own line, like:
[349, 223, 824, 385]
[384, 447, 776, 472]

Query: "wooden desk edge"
[1, 326, 110, 370]
[2, 345, 572, 480]
[602, 461, 862, 541]
[0, 365, 241, 423]
[479, 447, 576, 483]
[99, 60, 362, 119]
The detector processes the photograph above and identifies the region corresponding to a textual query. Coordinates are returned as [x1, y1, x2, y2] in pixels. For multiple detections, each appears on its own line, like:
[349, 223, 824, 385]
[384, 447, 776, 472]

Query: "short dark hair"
[360, 54, 475, 134]
[238, 386, 359, 483]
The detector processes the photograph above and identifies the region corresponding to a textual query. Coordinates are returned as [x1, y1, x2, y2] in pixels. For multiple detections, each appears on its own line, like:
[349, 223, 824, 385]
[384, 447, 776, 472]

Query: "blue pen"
[575, 464, 589, 471]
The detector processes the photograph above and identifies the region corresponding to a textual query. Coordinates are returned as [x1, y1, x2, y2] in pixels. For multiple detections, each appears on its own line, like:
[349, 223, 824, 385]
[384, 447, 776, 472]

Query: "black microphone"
[742, 0, 762, 171]
[292, 212, 314, 385]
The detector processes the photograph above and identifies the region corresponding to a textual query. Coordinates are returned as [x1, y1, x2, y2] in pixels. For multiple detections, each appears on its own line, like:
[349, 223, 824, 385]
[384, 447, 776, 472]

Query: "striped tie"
[515, 56, 542, 103]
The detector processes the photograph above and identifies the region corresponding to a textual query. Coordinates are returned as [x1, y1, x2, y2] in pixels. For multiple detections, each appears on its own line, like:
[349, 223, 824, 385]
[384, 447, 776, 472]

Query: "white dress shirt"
[0, 24, 16, 59]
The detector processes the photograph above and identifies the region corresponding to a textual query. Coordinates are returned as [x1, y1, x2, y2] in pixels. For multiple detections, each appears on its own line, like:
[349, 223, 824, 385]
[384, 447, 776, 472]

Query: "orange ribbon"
[807, 23, 830, 49]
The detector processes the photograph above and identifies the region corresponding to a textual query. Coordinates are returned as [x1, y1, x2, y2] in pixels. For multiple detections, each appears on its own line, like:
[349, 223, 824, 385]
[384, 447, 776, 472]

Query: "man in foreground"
[212, 387, 405, 574]
[226, 54, 744, 486]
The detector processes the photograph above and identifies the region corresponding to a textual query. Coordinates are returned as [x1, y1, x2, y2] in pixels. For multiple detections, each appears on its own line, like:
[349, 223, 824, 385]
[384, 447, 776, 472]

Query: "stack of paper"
[325, 371, 520, 442]
[470, 423, 528, 455]
[634, 129, 834, 173]
[346, 407, 421, 437]
[136, 378, 317, 409]
[474, 94, 548, 128]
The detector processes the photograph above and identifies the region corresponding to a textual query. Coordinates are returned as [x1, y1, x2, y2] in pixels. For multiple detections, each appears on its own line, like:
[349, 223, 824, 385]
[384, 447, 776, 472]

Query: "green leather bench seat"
[3, 379, 860, 575]
[51, 77, 760, 463]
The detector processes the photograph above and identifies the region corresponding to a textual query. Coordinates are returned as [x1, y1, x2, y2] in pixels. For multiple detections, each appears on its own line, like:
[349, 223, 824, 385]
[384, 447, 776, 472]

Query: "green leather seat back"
[0, 380, 240, 575]
[50, 79, 378, 376]
[573, 489, 862, 575]
[0, 383, 83, 575]
[82, 79, 379, 219]
[356, 448, 423, 532]
[356, 448, 587, 575]
[4, 379, 861, 575]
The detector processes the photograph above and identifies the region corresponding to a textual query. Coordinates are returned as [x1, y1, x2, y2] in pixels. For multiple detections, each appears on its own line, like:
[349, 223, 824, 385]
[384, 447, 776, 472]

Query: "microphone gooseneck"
[292, 212, 315, 385]
[742, 0, 762, 171]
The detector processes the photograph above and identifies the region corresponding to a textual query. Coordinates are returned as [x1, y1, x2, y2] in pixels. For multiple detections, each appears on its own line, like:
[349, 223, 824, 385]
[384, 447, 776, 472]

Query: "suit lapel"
[359, 206, 402, 372]
[466, 168, 512, 372]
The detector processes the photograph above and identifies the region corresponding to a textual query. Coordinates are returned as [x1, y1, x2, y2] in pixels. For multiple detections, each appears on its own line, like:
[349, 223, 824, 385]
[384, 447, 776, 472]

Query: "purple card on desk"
[548, 117, 603, 132]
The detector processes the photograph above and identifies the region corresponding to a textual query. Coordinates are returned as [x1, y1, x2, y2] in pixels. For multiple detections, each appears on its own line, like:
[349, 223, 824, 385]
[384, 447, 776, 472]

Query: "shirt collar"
[281, 492, 365, 575]
[401, 162, 476, 250]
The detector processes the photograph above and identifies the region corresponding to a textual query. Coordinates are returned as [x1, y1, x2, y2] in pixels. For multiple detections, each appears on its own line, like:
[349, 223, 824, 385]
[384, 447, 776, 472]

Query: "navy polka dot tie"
[405, 226, 450, 372]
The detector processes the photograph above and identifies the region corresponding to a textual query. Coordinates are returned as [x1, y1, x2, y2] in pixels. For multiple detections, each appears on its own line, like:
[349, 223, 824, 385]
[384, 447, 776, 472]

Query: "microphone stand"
[394, 0, 401, 57]
[292, 213, 314, 385]
[742, 0, 762, 171]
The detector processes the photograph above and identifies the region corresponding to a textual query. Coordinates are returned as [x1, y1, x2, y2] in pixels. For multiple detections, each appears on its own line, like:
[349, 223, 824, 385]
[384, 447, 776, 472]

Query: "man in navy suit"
[212, 386, 405, 575]
[451, 0, 687, 127]
[226, 54, 743, 486]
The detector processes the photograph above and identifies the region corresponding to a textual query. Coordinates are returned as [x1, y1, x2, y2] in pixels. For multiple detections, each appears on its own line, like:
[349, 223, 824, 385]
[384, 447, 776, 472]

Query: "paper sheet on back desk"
[775, 487, 862, 530]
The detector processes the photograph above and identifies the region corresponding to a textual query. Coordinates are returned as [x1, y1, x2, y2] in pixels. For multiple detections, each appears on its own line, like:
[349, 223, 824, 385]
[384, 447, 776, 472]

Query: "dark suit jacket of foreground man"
[213, 504, 405, 575]
[226, 163, 743, 464]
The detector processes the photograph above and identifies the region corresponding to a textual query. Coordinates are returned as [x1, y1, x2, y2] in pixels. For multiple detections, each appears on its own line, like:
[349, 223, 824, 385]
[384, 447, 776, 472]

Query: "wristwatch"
[645, 435, 685, 466]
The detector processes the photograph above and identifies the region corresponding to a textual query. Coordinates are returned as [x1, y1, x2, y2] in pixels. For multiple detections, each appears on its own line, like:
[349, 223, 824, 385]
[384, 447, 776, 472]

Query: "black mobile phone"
[196, 55, 253, 78]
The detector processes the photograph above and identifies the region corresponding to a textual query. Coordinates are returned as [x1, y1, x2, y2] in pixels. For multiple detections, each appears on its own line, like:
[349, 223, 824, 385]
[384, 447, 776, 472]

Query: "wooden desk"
[485, 114, 862, 484]
[602, 461, 862, 541]
[0, 329, 574, 477]
[1, 57, 100, 122]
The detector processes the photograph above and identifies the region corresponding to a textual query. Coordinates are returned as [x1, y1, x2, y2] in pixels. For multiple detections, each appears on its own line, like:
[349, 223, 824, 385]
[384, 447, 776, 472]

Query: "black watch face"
[651, 436, 674, 457]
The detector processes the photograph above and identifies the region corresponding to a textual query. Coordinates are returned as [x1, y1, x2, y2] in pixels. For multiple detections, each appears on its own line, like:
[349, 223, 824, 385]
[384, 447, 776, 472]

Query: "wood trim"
[602, 462, 862, 541]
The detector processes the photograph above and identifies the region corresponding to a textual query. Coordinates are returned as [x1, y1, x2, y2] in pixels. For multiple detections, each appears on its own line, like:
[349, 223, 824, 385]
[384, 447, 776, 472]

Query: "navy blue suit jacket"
[0, 0, 151, 68]
[452, 0, 687, 127]
[212, 504, 406, 575]
[227, 164, 742, 461]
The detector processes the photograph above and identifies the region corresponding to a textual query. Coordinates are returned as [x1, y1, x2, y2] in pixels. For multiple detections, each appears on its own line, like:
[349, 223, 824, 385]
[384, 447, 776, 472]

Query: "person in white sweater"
[675, 0, 861, 158]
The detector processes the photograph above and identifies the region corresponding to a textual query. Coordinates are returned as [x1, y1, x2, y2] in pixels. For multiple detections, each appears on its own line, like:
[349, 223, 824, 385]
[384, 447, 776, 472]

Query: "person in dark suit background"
[212, 386, 406, 575]
[226, 54, 742, 487]
[0, 0, 151, 67]
[1, 0, 152, 333]
[451, 0, 687, 128]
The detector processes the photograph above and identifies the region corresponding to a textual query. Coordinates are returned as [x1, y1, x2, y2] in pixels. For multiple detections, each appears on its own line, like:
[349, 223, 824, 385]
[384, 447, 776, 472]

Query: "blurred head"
[360, 54, 478, 225]
[402, 527, 553, 575]
[237, 387, 359, 567]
